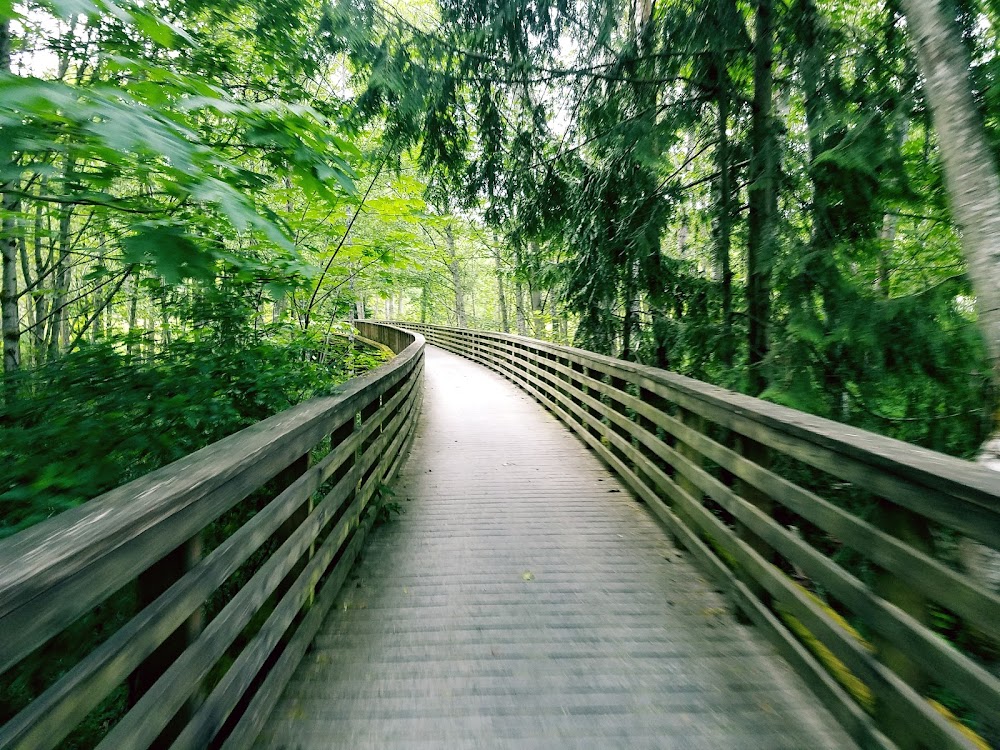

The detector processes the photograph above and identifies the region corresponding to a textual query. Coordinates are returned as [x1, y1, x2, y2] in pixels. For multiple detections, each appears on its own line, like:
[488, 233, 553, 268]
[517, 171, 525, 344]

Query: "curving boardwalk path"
[256, 345, 855, 749]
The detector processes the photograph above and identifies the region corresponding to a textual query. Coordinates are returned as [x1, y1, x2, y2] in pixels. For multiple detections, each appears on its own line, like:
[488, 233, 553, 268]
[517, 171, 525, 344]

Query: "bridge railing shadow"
[0, 323, 423, 750]
[398, 320, 1000, 750]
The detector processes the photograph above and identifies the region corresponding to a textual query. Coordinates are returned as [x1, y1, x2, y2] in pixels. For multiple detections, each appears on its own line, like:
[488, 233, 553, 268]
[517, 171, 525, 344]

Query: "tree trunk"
[48, 158, 75, 362]
[351, 274, 364, 321]
[900, 0, 1000, 383]
[530, 288, 545, 339]
[901, 0, 1000, 593]
[18, 231, 33, 352]
[515, 281, 527, 335]
[746, 0, 778, 396]
[31, 190, 48, 363]
[2, 195, 19, 375]
[496, 262, 509, 332]
[1, 20, 20, 378]
[127, 275, 139, 358]
[621, 261, 639, 361]
[446, 224, 466, 327]
[712, 6, 735, 368]
[877, 213, 897, 297]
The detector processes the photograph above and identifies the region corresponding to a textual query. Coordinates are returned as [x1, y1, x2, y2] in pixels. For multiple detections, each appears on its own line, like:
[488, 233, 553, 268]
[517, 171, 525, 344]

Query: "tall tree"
[899, 0, 1000, 587]
[1, 18, 19, 378]
[899, 0, 1000, 389]
[746, 0, 779, 396]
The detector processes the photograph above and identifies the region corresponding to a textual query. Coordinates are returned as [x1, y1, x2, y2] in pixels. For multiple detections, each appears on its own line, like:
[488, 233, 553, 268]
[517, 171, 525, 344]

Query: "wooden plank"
[218, 509, 377, 750]
[527, 363, 1000, 721]
[599, 383, 1000, 644]
[258, 345, 853, 750]
[96, 369, 421, 750]
[171, 395, 419, 750]
[0, 435, 356, 750]
[503, 349, 1000, 725]
[0, 340, 423, 674]
[660, 438, 1000, 724]
[644, 466, 978, 750]
[409, 324, 1000, 548]
[418, 324, 1000, 647]
[396, 326, 997, 750]
[417, 340, 920, 745]
[0, 356, 424, 750]
[220, 331, 421, 750]
[635, 486, 896, 750]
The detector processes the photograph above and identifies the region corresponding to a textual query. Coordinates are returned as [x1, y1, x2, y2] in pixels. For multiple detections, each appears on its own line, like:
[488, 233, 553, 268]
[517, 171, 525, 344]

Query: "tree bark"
[900, 0, 1000, 594]
[712, 0, 735, 368]
[2, 196, 19, 375]
[515, 280, 527, 335]
[1, 20, 20, 378]
[900, 0, 1000, 385]
[31, 189, 48, 362]
[621, 261, 639, 360]
[530, 288, 545, 339]
[47, 158, 75, 362]
[877, 213, 897, 297]
[446, 224, 466, 327]
[746, 0, 778, 396]
[127, 274, 139, 358]
[496, 261, 509, 332]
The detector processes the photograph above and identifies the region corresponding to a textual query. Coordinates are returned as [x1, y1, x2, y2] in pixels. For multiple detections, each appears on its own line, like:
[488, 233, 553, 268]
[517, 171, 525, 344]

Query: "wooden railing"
[0, 322, 423, 750]
[401, 321, 1000, 750]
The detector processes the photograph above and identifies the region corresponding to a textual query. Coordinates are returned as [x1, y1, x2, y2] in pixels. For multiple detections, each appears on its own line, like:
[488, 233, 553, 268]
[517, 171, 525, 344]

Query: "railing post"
[274, 453, 313, 606]
[675, 407, 705, 517]
[568, 360, 585, 428]
[608, 373, 635, 471]
[733, 436, 775, 562]
[129, 533, 204, 741]
[639, 386, 672, 480]
[731, 435, 775, 619]
[871, 501, 932, 748]
[582, 365, 603, 444]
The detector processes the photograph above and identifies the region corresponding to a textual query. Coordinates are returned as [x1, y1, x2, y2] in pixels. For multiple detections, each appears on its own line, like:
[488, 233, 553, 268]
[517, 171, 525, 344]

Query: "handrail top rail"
[398, 322, 1000, 513]
[0, 326, 424, 617]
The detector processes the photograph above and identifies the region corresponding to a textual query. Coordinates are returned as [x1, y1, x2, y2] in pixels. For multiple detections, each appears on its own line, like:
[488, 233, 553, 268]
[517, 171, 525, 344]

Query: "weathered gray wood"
[0, 436, 355, 750]
[0, 327, 423, 750]
[169, 393, 420, 750]
[257, 345, 854, 750]
[633, 452, 977, 750]
[399, 323, 996, 750]
[408, 323, 1000, 549]
[0, 332, 424, 674]
[219, 508, 378, 750]
[477, 337, 1000, 723]
[639, 491, 896, 750]
[98, 370, 422, 750]
[660, 436, 1000, 724]
[463, 349, 887, 750]
[590, 380, 1000, 643]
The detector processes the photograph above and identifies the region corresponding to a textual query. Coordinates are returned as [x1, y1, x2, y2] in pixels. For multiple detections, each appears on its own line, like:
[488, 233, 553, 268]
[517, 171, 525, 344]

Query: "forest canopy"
[0, 0, 996, 510]
[2, 0, 1000, 745]
[325, 0, 998, 458]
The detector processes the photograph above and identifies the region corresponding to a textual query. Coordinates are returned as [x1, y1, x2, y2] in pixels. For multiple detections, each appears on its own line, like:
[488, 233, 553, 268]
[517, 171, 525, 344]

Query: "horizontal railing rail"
[0, 322, 423, 750]
[400, 321, 1000, 750]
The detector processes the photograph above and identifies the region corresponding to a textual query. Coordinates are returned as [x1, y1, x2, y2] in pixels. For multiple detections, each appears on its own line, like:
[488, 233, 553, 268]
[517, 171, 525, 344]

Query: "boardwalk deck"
[255, 345, 855, 749]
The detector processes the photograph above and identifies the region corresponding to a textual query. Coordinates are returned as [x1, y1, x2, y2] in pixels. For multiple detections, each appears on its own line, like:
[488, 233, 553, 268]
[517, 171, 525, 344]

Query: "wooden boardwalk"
[256, 345, 855, 749]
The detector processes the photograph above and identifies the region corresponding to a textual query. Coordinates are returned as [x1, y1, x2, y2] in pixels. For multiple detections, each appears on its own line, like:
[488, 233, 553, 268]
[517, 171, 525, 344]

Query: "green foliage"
[0, 311, 388, 539]
[373, 483, 404, 525]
